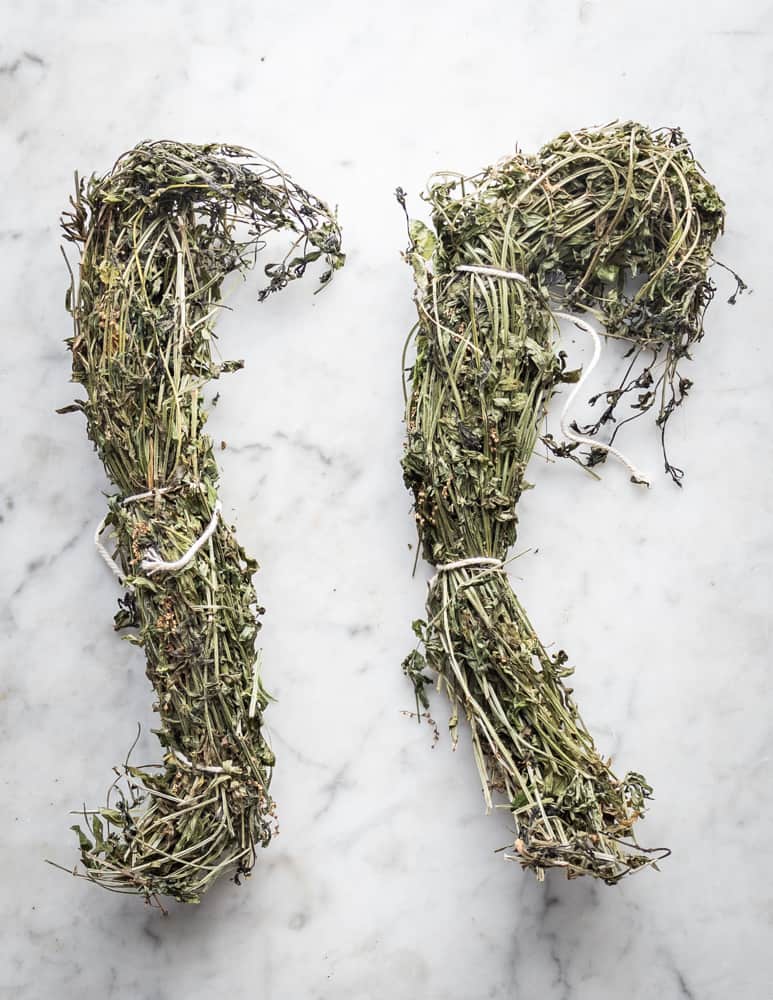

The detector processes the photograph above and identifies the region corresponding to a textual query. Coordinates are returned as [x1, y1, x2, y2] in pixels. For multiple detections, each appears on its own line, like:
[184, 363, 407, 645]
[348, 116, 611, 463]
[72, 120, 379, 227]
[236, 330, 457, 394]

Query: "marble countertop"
[2, 2, 771, 998]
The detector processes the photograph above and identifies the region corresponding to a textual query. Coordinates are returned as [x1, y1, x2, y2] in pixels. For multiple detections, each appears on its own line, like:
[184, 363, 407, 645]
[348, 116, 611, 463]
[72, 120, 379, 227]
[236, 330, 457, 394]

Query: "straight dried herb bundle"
[56, 141, 343, 905]
[401, 122, 729, 883]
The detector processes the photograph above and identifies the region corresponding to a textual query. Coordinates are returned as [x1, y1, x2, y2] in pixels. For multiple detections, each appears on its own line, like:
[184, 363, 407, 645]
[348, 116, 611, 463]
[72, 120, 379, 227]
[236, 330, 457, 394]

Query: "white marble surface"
[2, 1, 772, 997]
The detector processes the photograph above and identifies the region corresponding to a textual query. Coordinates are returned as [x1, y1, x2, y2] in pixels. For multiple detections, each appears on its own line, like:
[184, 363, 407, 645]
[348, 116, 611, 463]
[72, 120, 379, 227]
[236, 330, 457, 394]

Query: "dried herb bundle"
[401, 122, 728, 883]
[57, 141, 343, 904]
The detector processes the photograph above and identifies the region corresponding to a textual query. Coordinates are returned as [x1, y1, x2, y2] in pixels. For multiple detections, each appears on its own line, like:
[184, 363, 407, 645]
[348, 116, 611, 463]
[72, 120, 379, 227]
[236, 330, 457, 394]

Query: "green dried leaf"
[409, 219, 436, 261]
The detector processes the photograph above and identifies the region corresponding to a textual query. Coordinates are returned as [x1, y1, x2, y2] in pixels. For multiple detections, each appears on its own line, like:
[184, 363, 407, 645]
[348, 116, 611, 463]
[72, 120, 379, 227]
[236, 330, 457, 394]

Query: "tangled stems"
[57, 141, 343, 904]
[426, 121, 732, 482]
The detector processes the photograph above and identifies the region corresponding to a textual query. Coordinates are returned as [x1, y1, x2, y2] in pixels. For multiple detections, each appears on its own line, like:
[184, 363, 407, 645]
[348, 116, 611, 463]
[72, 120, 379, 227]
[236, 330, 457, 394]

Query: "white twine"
[94, 489, 172, 586]
[551, 312, 649, 486]
[171, 749, 226, 775]
[141, 501, 222, 576]
[94, 516, 126, 583]
[456, 264, 528, 283]
[456, 265, 649, 486]
[429, 556, 504, 590]
[94, 491, 222, 585]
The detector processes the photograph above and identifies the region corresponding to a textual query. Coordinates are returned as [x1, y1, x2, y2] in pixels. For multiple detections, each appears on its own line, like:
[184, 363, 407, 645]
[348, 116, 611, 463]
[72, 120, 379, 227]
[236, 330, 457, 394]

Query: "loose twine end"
[456, 265, 650, 487]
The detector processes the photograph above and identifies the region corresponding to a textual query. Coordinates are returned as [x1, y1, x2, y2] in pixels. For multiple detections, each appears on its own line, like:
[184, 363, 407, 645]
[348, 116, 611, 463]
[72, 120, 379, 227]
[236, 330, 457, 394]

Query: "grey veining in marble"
[1, 1, 771, 998]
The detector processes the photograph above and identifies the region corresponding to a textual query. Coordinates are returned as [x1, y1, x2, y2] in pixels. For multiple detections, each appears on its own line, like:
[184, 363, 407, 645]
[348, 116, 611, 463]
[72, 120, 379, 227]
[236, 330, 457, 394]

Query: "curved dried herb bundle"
[58, 141, 343, 904]
[427, 121, 732, 482]
[401, 122, 728, 883]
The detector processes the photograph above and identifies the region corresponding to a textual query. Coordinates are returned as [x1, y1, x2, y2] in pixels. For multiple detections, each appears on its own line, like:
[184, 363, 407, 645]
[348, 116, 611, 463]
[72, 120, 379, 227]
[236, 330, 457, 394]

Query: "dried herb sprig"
[400, 120, 728, 883]
[56, 141, 343, 904]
